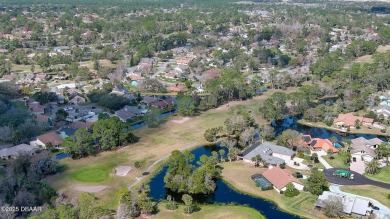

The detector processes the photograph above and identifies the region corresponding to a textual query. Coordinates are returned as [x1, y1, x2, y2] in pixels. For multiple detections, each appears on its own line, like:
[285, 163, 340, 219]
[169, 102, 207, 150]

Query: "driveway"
[330, 184, 390, 218]
[324, 168, 390, 189]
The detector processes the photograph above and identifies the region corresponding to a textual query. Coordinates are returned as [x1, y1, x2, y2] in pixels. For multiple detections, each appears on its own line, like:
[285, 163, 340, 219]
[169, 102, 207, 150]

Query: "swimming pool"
[55, 152, 70, 160]
[333, 142, 343, 148]
[251, 174, 273, 190]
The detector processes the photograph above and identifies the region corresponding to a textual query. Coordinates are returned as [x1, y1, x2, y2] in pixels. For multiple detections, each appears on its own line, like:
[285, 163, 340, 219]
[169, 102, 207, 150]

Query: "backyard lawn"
[154, 204, 264, 219]
[340, 185, 390, 208]
[322, 154, 350, 169]
[365, 167, 390, 184]
[221, 162, 328, 219]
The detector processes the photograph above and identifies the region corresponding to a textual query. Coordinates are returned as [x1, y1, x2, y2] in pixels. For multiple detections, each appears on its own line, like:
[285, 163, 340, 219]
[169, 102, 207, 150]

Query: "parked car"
[373, 206, 380, 210]
[295, 172, 303, 178]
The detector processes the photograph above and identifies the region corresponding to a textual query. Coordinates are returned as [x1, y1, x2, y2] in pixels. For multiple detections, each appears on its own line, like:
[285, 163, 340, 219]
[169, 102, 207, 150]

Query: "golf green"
[69, 163, 116, 183]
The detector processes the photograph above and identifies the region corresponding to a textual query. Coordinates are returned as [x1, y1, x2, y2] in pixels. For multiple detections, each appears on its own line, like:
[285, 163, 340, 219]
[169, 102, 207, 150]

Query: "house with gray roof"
[114, 106, 142, 122]
[240, 142, 294, 165]
[315, 191, 373, 216]
[350, 137, 384, 174]
[0, 144, 39, 159]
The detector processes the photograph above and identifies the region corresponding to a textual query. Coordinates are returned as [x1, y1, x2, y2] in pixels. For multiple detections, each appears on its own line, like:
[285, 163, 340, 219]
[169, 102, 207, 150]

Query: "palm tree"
[251, 154, 263, 167]
[376, 143, 390, 166]
[365, 160, 380, 175]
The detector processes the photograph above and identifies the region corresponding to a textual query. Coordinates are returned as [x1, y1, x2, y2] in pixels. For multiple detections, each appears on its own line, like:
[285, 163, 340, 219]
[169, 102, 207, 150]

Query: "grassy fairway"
[68, 163, 117, 183]
[340, 185, 390, 207]
[365, 167, 390, 184]
[155, 204, 264, 219]
[220, 162, 328, 219]
[47, 88, 298, 209]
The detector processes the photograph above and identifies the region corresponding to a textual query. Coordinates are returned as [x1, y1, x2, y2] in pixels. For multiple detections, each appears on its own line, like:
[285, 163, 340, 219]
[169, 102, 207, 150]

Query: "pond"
[148, 116, 387, 218]
[55, 152, 70, 160]
[149, 145, 299, 219]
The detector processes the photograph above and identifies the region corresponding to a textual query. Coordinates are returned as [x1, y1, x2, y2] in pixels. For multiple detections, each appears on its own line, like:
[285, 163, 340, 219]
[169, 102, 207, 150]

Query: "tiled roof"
[334, 113, 373, 127]
[37, 131, 63, 146]
[262, 166, 302, 190]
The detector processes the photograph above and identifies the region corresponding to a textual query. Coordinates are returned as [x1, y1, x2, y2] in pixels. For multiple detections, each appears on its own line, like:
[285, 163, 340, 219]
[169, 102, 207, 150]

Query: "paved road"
[330, 184, 390, 219]
[324, 168, 390, 189]
[151, 61, 170, 79]
[128, 142, 198, 190]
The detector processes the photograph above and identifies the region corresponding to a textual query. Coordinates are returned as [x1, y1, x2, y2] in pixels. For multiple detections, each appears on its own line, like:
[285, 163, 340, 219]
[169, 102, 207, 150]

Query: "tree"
[251, 154, 262, 167]
[219, 149, 225, 162]
[177, 95, 196, 117]
[134, 160, 142, 172]
[182, 194, 193, 214]
[55, 108, 69, 122]
[78, 193, 105, 219]
[355, 119, 361, 129]
[365, 160, 380, 175]
[305, 168, 328, 195]
[259, 124, 275, 141]
[144, 107, 161, 128]
[276, 129, 300, 148]
[284, 182, 300, 197]
[63, 129, 94, 159]
[376, 142, 390, 165]
[322, 195, 344, 218]
[204, 127, 223, 142]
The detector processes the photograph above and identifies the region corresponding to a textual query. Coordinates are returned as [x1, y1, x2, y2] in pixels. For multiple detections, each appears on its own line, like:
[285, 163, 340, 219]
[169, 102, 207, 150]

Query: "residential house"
[261, 166, 304, 193]
[36, 114, 51, 126]
[0, 144, 39, 159]
[69, 95, 86, 105]
[114, 106, 142, 122]
[302, 135, 339, 154]
[315, 191, 373, 216]
[371, 105, 390, 118]
[350, 137, 383, 174]
[28, 101, 46, 115]
[32, 131, 63, 149]
[140, 96, 175, 109]
[333, 113, 374, 128]
[70, 121, 93, 130]
[168, 84, 187, 92]
[241, 142, 295, 165]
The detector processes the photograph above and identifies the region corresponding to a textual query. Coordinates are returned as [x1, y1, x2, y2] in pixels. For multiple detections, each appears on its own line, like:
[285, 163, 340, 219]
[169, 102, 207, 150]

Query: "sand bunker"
[115, 166, 132, 176]
[172, 117, 190, 124]
[73, 185, 108, 193]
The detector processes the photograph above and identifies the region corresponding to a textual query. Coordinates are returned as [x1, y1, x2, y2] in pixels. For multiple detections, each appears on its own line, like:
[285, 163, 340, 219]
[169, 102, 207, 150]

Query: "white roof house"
[315, 191, 373, 216]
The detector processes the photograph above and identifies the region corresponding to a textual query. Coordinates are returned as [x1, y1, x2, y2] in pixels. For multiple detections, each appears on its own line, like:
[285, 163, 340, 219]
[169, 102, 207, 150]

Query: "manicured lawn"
[340, 185, 390, 207]
[68, 163, 116, 183]
[365, 167, 390, 184]
[221, 162, 328, 219]
[154, 204, 264, 219]
[322, 154, 350, 169]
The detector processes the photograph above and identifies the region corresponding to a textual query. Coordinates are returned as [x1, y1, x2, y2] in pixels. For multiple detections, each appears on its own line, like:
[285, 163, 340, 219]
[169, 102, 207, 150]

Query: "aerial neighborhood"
[1, 0, 390, 219]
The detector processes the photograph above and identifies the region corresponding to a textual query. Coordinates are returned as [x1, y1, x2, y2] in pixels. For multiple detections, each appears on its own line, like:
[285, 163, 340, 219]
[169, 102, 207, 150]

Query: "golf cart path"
[330, 184, 390, 218]
[128, 142, 198, 190]
[324, 168, 390, 189]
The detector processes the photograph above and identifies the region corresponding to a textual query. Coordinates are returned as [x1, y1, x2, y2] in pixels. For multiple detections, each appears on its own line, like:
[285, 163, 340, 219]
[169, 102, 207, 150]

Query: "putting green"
[69, 163, 116, 183]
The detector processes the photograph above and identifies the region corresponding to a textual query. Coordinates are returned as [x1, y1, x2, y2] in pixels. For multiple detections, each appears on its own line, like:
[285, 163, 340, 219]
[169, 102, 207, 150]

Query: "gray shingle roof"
[242, 142, 294, 165]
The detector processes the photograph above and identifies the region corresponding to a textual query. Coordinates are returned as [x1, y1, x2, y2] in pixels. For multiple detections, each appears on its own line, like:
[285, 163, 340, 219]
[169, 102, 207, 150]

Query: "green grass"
[155, 204, 264, 219]
[322, 154, 350, 169]
[68, 163, 116, 183]
[365, 167, 390, 183]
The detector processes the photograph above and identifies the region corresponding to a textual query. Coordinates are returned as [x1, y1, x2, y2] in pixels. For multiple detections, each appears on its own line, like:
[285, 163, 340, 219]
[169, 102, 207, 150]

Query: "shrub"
[324, 119, 333, 127]
[165, 202, 178, 210]
[388, 194, 390, 200]
[280, 163, 286, 169]
[284, 183, 300, 197]
[381, 128, 387, 133]
[329, 156, 335, 160]
[297, 151, 305, 158]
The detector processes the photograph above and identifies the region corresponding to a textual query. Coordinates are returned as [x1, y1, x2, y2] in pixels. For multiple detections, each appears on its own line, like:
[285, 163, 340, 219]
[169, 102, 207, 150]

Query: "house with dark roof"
[114, 106, 142, 122]
[240, 142, 295, 165]
[350, 137, 384, 174]
[261, 166, 304, 193]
